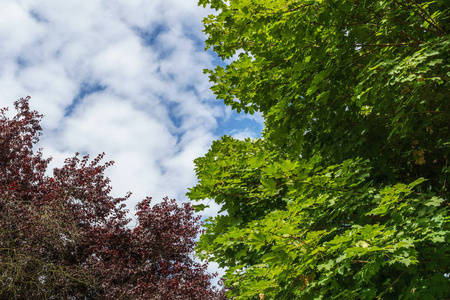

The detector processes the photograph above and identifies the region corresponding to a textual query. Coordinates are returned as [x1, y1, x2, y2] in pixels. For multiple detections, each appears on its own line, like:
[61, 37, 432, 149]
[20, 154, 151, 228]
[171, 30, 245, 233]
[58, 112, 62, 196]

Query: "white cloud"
[0, 1, 45, 56]
[0, 0, 224, 206]
[231, 128, 259, 141]
[0, 0, 265, 284]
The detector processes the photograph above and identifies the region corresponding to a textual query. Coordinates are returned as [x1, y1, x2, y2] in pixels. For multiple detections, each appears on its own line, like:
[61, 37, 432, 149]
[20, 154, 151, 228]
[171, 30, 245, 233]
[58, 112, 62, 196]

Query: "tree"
[189, 0, 449, 299]
[0, 97, 226, 299]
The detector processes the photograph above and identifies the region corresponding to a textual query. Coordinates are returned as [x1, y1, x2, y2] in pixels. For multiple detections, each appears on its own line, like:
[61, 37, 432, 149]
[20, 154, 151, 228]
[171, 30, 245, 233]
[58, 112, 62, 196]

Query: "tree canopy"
[189, 0, 449, 299]
[0, 97, 225, 299]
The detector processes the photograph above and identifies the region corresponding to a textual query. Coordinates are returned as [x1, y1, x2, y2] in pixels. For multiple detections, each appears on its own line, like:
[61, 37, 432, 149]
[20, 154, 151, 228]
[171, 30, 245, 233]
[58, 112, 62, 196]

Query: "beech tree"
[0, 97, 225, 299]
[189, 0, 449, 299]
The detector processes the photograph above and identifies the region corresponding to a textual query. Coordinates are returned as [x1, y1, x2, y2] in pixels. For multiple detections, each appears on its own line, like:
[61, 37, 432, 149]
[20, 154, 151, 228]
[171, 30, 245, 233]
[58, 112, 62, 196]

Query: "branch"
[377, 266, 410, 299]
[271, 231, 331, 259]
[357, 42, 420, 47]
[412, 110, 447, 114]
[403, 0, 446, 35]
[267, 2, 316, 16]
[350, 260, 370, 263]
[300, 180, 365, 195]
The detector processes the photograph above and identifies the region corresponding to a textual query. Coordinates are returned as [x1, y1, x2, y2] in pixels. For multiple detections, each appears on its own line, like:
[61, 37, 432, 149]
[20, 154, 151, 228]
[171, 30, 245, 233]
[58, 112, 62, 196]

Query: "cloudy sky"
[0, 0, 264, 219]
[0, 0, 265, 282]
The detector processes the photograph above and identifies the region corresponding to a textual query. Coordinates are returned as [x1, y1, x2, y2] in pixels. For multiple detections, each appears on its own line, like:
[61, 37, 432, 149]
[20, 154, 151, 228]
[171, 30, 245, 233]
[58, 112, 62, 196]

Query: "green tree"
[189, 0, 449, 298]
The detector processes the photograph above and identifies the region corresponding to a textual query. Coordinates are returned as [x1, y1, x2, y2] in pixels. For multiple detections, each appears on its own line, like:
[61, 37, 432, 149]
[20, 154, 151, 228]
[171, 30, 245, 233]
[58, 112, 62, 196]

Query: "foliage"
[0, 97, 226, 299]
[190, 0, 449, 299]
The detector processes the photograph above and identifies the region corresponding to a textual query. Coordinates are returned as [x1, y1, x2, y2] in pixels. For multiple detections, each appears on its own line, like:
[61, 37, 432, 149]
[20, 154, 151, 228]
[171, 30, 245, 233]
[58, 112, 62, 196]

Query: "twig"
[357, 42, 420, 47]
[404, 0, 446, 35]
[377, 266, 410, 299]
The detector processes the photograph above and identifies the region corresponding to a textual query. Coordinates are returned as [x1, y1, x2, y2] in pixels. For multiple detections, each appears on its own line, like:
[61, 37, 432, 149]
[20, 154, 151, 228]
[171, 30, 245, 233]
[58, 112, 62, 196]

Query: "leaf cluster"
[191, 0, 450, 298]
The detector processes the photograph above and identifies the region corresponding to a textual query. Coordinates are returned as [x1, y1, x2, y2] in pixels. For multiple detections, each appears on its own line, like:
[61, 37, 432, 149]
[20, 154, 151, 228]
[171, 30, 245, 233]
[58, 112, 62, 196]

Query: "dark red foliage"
[0, 97, 226, 299]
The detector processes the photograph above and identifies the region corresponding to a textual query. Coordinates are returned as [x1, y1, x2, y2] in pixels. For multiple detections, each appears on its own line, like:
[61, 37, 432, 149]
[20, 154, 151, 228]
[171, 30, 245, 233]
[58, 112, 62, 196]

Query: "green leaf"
[190, 1, 450, 298]
[192, 203, 209, 212]
[260, 177, 277, 195]
[425, 196, 444, 207]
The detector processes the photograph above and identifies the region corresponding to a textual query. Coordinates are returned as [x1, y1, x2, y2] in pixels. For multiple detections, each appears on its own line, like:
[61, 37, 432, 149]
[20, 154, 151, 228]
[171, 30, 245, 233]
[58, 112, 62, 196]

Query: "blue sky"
[0, 0, 263, 281]
[0, 0, 263, 208]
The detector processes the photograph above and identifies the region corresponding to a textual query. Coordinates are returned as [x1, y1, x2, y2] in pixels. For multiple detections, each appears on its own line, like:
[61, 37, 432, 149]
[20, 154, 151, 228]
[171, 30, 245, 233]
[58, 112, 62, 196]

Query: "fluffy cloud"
[0, 0, 267, 286]
[0, 0, 262, 238]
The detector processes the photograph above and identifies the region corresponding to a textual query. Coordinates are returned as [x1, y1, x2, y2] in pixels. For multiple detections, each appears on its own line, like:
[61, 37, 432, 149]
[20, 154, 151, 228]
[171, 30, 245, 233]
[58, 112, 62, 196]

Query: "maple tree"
[0, 97, 226, 299]
[189, 0, 449, 299]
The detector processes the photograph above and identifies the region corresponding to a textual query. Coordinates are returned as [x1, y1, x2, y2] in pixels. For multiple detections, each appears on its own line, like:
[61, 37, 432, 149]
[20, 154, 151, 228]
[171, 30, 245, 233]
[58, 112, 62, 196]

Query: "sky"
[0, 0, 264, 282]
[0, 0, 264, 211]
